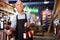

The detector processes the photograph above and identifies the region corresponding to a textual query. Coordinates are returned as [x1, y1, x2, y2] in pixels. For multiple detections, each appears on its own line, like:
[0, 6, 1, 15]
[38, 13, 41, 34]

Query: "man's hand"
[4, 29, 12, 36]
[24, 22, 30, 28]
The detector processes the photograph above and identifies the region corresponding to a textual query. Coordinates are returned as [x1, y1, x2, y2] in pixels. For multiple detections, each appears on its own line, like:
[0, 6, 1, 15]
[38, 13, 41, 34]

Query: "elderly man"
[5, 1, 34, 40]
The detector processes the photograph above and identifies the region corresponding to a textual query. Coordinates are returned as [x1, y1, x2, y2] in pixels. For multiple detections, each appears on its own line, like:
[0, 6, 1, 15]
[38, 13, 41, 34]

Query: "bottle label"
[23, 33, 26, 39]
[28, 32, 31, 37]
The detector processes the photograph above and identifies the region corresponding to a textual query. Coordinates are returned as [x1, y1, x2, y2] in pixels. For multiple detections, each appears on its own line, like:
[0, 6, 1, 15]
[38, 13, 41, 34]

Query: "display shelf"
[0, 0, 15, 14]
[0, 9, 14, 15]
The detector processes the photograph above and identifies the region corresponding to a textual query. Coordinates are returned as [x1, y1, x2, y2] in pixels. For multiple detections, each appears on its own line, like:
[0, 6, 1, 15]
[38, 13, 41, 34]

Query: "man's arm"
[25, 13, 35, 28]
[5, 15, 16, 35]
[10, 15, 16, 31]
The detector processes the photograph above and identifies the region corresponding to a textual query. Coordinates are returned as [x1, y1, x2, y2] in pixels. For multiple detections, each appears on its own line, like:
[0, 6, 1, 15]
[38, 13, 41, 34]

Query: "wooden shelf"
[0, 0, 15, 14]
[0, 0, 14, 8]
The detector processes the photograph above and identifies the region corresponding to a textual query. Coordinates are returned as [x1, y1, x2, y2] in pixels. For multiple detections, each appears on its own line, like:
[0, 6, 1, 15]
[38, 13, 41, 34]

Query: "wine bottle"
[23, 27, 27, 40]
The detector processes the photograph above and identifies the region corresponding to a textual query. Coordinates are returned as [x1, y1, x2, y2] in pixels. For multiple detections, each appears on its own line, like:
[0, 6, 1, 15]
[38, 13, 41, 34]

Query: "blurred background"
[0, 0, 60, 40]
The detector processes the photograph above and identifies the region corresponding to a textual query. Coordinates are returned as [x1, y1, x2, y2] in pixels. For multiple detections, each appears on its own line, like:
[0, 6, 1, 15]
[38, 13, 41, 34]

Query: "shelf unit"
[0, 0, 15, 14]
[0, 1, 15, 40]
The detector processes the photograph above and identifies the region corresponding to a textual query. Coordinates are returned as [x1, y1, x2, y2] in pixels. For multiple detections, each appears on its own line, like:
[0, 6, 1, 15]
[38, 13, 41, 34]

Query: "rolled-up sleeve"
[10, 15, 16, 28]
[30, 15, 35, 23]
[26, 13, 34, 23]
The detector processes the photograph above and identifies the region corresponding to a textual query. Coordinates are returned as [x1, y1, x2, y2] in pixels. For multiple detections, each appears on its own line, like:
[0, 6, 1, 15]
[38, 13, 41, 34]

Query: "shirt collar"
[18, 12, 25, 15]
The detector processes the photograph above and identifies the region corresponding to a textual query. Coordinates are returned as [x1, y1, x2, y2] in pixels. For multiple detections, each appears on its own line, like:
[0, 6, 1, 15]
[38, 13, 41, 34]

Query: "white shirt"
[10, 12, 34, 28]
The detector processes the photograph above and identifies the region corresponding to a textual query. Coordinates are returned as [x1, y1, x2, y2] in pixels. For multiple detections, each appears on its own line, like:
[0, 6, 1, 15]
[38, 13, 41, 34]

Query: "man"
[5, 1, 34, 40]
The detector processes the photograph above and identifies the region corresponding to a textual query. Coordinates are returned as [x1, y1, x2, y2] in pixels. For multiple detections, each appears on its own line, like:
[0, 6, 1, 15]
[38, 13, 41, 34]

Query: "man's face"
[15, 2, 24, 12]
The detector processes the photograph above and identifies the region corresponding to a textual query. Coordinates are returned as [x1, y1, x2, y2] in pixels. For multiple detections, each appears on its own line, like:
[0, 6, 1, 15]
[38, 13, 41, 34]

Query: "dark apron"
[15, 14, 27, 40]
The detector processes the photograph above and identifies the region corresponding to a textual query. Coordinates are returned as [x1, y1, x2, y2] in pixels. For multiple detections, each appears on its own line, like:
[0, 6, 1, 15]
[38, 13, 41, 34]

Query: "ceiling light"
[44, 1, 49, 4]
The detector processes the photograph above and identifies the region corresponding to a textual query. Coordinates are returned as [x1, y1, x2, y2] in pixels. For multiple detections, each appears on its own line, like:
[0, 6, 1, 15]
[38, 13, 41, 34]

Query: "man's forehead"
[16, 1, 23, 5]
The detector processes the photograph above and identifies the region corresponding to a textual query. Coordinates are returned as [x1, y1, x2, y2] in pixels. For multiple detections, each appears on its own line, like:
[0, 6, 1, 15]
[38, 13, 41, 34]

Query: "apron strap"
[16, 14, 28, 27]
[25, 14, 27, 21]
[25, 13, 31, 22]
[16, 13, 27, 21]
[16, 15, 18, 22]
